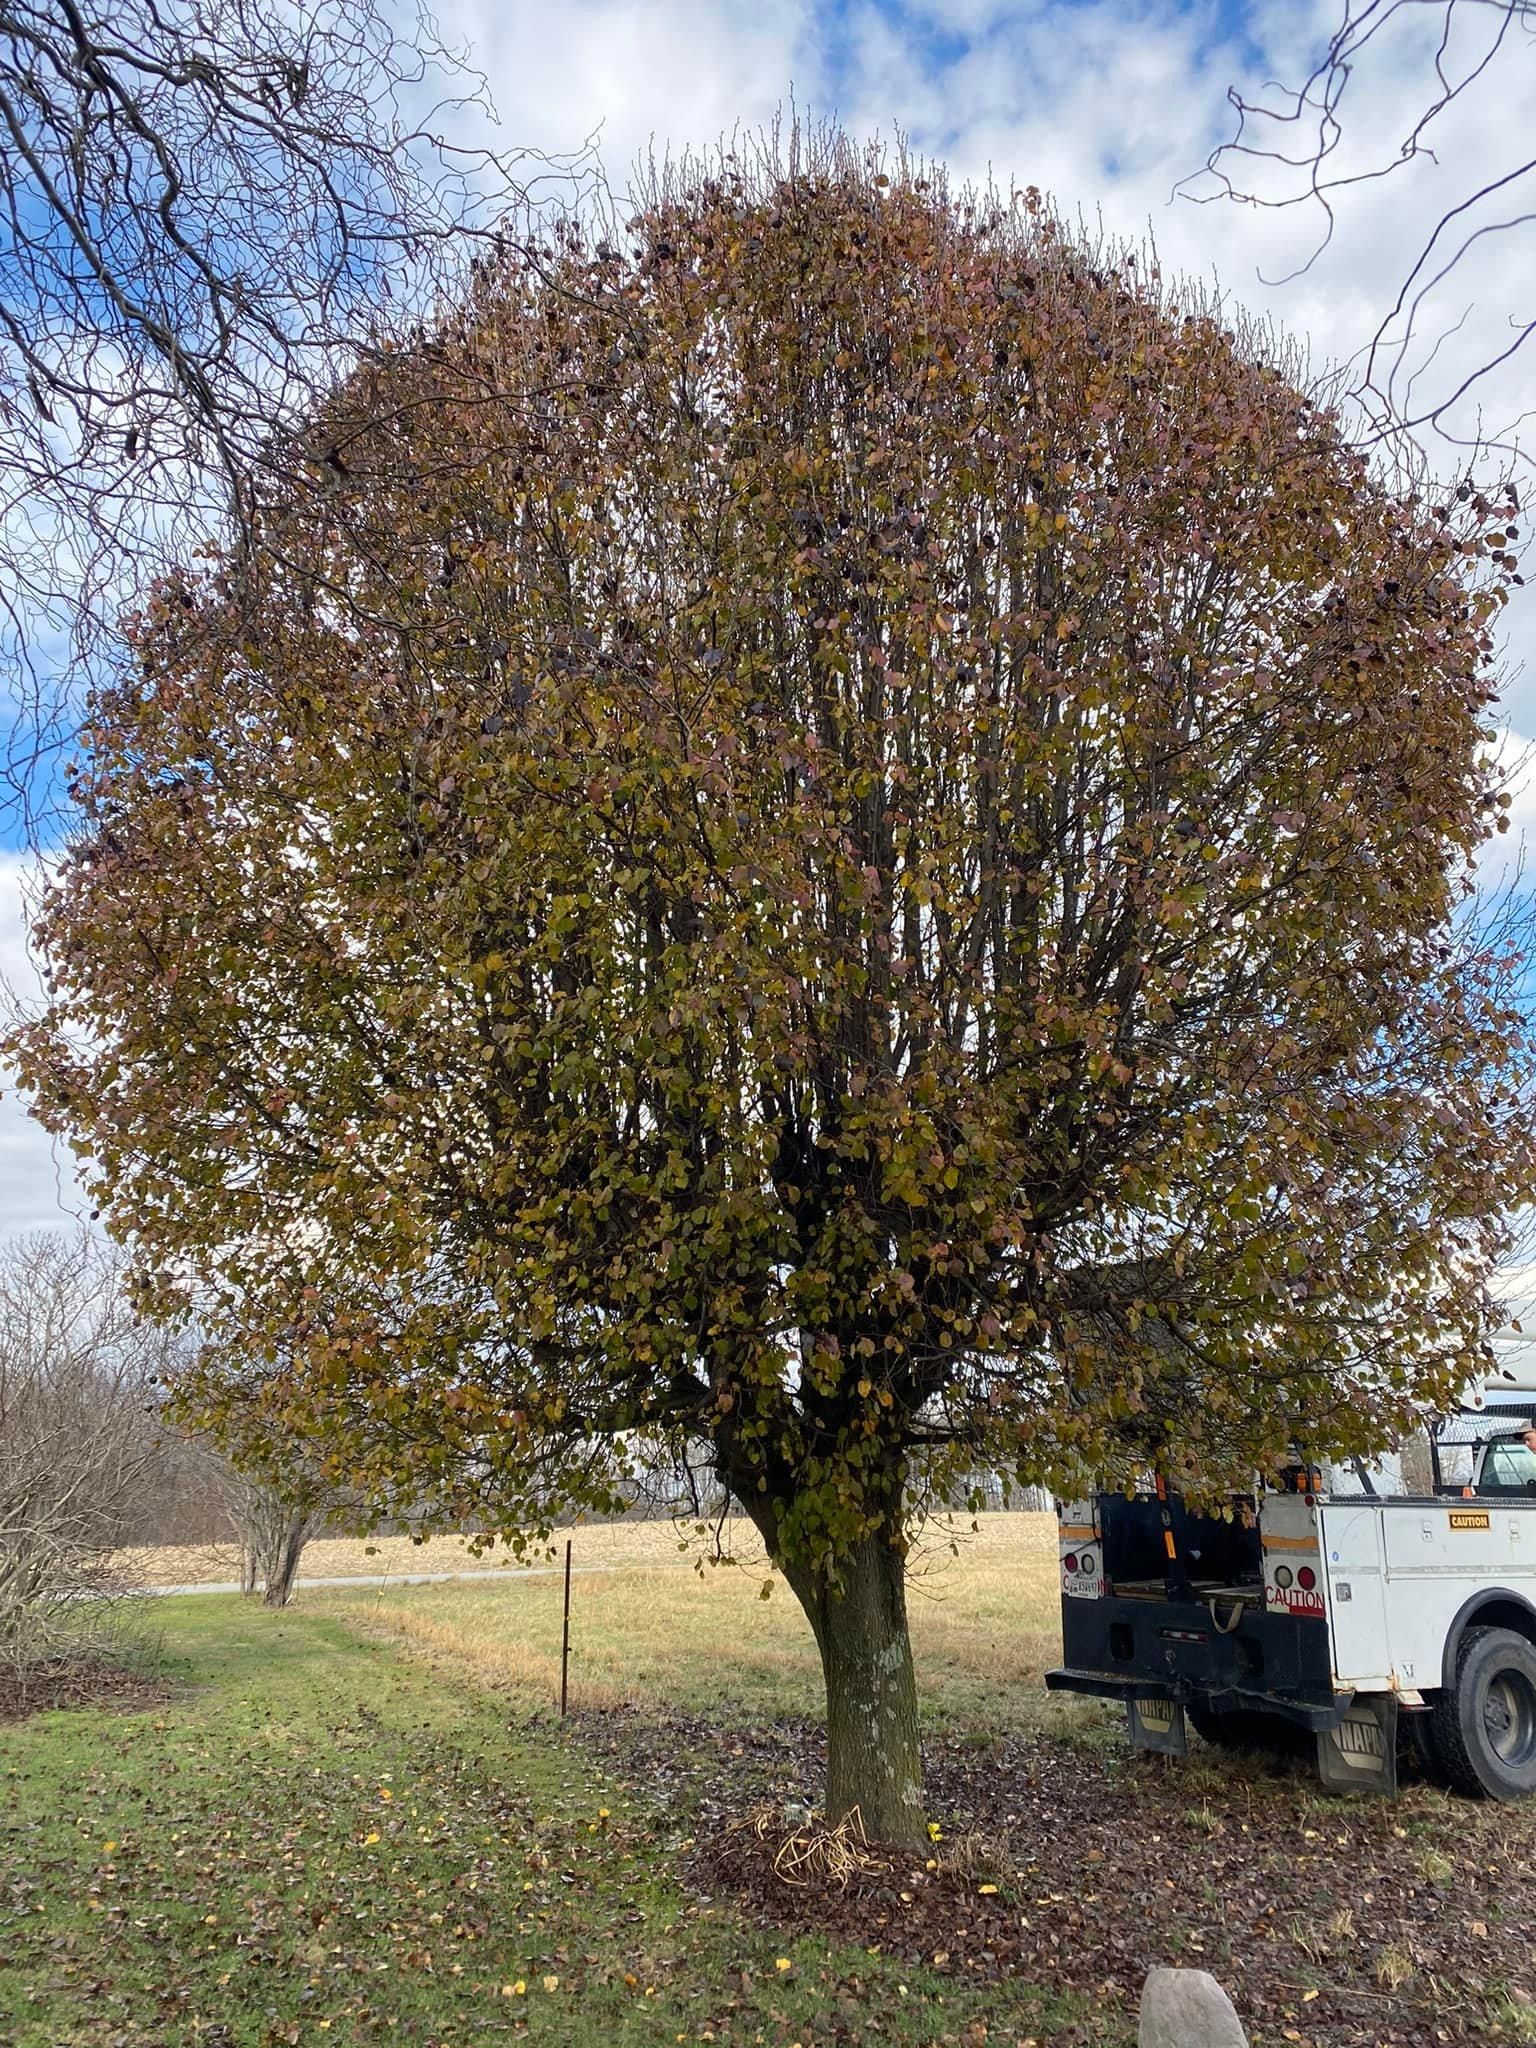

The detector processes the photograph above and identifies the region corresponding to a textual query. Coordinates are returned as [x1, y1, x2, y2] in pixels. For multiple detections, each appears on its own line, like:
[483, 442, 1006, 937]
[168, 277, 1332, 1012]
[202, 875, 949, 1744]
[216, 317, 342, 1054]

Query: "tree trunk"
[262, 1513, 309, 1608]
[788, 1532, 926, 1850]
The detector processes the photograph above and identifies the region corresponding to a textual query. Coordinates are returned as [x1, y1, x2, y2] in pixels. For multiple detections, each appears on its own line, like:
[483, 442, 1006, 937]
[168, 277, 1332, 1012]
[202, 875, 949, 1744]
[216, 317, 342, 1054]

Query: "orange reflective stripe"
[1058, 1523, 1097, 1541]
[1261, 1534, 1321, 1553]
[1163, 1530, 1177, 1559]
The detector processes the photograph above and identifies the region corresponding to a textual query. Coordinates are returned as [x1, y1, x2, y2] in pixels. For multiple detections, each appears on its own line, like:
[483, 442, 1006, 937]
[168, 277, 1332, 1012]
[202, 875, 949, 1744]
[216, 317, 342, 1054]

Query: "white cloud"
[0, 855, 93, 1238]
[448, 0, 819, 186]
[1474, 728, 1536, 900]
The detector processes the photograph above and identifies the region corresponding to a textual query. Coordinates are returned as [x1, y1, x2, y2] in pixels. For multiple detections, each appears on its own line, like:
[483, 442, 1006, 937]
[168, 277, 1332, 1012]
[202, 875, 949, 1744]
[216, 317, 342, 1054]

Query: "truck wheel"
[1429, 1627, 1536, 1800]
[1402, 1708, 1449, 1787]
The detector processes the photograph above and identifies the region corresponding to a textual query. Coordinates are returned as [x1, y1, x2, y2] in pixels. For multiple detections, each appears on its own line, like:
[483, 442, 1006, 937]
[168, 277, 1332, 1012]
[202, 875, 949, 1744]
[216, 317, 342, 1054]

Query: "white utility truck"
[1046, 1362, 1536, 1798]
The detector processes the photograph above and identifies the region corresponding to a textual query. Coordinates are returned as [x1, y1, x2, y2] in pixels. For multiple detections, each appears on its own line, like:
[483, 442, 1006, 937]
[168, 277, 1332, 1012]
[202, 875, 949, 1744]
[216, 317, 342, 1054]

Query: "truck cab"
[1453, 1435, 1536, 1495]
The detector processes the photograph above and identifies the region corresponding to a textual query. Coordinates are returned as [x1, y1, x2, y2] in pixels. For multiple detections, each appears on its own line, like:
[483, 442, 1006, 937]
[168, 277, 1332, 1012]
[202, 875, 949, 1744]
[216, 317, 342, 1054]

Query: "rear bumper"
[1046, 1663, 1350, 1732]
[1048, 1591, 1346, 1731]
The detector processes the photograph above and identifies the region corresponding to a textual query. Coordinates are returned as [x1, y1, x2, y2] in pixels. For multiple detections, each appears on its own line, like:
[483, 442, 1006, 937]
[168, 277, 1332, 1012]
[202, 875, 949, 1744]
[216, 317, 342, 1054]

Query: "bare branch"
[1181, 0, 1536, 460]
[0, 0, 594, 841]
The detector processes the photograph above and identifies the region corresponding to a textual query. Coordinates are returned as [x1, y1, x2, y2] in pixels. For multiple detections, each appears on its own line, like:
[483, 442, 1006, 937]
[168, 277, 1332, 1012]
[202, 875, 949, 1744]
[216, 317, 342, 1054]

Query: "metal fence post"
[560, 1537, 572, 1716]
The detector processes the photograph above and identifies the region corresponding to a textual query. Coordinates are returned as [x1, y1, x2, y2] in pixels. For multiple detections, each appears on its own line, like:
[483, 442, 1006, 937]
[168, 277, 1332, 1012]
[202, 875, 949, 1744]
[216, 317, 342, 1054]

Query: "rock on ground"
[1138, 1967, 1249, 2048]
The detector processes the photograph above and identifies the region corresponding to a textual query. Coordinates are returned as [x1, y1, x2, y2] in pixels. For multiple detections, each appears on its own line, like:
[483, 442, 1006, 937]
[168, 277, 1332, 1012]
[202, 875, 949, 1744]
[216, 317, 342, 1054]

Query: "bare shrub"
[0, 1231, 176, 1672]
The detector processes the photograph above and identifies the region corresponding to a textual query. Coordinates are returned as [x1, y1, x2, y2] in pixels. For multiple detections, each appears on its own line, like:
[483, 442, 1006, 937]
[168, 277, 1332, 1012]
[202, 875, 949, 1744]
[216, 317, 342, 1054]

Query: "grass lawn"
[25, 1515, 1536, 2046]
[322, 1515, 1536, 2048]
[0, 1594, 1095, 2048]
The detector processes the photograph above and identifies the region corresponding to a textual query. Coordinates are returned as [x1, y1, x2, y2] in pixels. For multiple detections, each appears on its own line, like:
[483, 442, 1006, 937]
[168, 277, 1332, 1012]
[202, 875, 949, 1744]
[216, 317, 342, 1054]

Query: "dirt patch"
[0, 1655, 178, 1724]
[573, 1703, 1536, 2048]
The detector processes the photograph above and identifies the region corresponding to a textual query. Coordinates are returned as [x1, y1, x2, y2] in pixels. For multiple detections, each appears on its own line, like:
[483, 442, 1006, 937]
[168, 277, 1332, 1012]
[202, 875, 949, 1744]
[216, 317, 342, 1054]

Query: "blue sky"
[3, 0, 1534, 1238]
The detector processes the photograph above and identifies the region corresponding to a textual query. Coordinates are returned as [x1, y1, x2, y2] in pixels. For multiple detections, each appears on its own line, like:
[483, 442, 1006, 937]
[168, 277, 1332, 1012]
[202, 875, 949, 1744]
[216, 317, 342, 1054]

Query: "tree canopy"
[11, 136, 1533, 1843]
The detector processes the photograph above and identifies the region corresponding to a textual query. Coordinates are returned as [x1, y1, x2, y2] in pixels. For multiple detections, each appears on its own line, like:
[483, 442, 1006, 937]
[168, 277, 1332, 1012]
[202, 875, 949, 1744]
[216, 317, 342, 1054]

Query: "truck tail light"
[1274, 1565, 1293, 1588]
[1080, 1552, 1097, 1577]
[1063, 1553, 1079, 1573]
[1297, 1566, 1317, 1591]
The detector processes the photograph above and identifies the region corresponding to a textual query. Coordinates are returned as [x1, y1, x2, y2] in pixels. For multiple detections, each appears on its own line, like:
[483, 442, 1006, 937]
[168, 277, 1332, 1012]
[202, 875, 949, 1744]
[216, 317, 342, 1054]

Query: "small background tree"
[227, 1469, 329, 1607]
[12, 135, 1534, 1844]
[206, 1400, 353, 1607]
[0, 1231, 175, 1696]
[129, 1419, 345, 1606]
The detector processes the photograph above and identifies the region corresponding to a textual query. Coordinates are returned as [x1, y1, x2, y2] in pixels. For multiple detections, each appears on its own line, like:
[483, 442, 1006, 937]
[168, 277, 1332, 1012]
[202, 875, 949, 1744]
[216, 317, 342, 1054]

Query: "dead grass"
[115, 1527, 556, 1587]
[316, 1510, 1096, 1740]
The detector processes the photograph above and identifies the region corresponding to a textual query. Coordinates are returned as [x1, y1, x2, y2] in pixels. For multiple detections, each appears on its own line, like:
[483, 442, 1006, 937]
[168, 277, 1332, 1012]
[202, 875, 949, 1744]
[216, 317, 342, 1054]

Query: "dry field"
[314, 1509, 1092, 1738]
[121, 1509, 1088, 1733]
[118, 1514, 772, 1586]
[117, 1526, 531, 1586]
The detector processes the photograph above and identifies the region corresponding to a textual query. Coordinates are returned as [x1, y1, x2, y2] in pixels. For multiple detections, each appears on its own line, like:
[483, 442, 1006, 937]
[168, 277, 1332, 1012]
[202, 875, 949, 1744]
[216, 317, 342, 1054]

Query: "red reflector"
[1297, 1566, 1317, 1591]
[1063, 1553, 1079, 1573]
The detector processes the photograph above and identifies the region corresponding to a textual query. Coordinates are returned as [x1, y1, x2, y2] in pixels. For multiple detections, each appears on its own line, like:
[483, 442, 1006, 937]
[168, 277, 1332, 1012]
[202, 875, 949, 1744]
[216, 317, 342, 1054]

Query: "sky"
[3, 0, 1536, 1249]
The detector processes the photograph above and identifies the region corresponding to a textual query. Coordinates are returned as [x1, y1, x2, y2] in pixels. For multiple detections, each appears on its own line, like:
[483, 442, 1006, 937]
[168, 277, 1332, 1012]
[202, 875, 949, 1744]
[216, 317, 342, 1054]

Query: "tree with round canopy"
[11, 134, 1533, 1848]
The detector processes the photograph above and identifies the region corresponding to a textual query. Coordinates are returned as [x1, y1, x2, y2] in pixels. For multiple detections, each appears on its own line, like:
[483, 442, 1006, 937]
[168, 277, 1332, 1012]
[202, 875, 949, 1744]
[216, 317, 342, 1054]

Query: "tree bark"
[787, 1532, 927, 1850]
[262, 1512, 309, 1608]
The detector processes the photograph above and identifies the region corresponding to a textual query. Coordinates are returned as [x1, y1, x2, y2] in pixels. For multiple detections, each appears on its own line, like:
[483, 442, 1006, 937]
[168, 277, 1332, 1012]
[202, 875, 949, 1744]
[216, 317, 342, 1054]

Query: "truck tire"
[1429, 1626, 1536, 1800]
[1402, 1708, 1449, 1788]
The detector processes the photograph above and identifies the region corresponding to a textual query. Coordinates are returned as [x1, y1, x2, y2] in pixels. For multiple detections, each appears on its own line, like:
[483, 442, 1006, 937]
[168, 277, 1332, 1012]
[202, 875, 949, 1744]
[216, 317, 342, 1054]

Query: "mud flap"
[1316, 1694, 1398, 1795]
[1127, 1696, 1187, 1756]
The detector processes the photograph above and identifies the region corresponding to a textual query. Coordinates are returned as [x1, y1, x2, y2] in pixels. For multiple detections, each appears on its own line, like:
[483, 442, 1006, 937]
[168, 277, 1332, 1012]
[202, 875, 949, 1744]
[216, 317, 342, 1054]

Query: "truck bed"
[1111, 1576, 1263, 1605]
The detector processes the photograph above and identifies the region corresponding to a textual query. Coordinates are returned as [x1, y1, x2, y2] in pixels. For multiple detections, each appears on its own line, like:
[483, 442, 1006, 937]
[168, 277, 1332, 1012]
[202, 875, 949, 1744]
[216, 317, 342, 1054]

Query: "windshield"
[1480, 1442, 1536, 1492]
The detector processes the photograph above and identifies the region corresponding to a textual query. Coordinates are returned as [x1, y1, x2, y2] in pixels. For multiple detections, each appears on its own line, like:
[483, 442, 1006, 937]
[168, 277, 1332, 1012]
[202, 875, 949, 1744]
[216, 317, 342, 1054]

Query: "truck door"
[1318, 1502, 1392, 1687]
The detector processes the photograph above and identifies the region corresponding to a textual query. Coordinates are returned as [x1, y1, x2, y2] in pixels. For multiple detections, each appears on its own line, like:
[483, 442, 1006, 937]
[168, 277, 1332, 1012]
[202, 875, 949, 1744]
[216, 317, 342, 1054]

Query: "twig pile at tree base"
[722, 1801, 893, 1889]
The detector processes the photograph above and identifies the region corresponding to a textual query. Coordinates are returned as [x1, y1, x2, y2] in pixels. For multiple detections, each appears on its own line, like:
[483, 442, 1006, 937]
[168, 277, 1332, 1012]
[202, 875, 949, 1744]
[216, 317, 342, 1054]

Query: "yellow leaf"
[542, 1974, 559, 1992]
[102, 1841, 117, 1855]
[363, 1831, 381, 1846]
[775, 1957, 793, 1972]
[977, 1883, 999, 1895]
